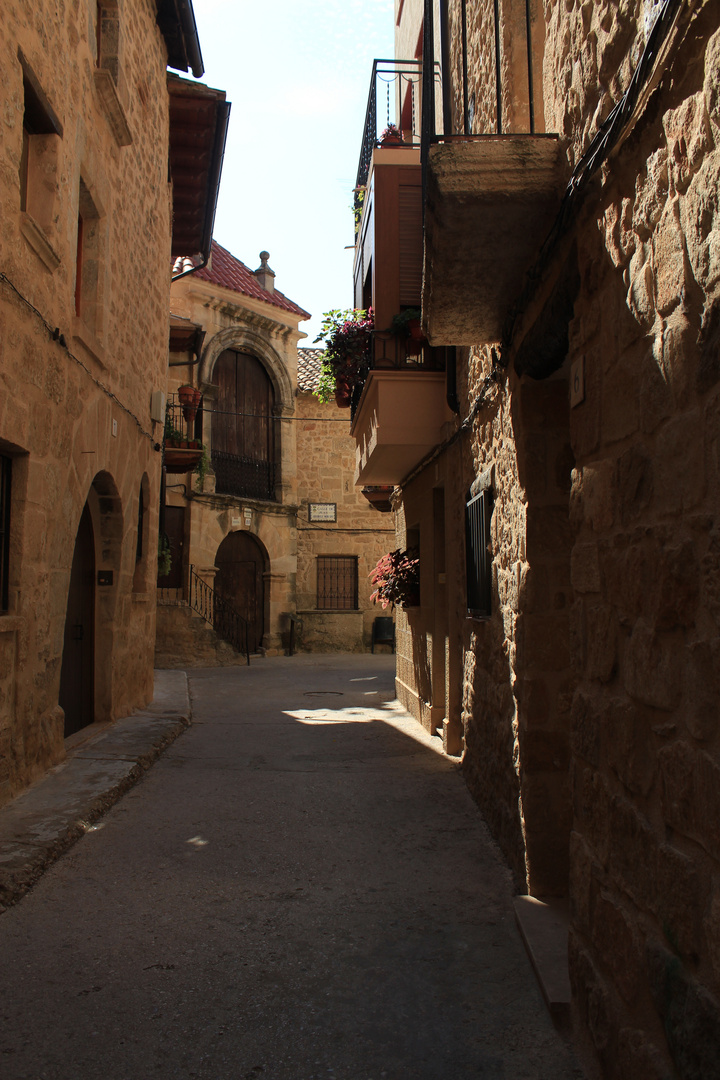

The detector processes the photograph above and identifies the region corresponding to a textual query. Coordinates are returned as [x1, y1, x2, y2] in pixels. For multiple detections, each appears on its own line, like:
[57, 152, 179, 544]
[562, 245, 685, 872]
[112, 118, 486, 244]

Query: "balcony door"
[212, 349, 275, 500]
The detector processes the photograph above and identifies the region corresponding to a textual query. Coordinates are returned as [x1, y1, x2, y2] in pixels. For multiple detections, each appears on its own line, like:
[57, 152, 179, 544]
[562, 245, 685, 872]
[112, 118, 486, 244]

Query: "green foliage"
[194, 445, 209, 491]
[312, 308, 374, 403]
[390, 308, 422, 336]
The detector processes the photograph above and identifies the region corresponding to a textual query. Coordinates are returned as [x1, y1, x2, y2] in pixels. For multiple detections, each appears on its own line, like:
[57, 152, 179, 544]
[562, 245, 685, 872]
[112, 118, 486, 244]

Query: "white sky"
[188, 0, 394, 343]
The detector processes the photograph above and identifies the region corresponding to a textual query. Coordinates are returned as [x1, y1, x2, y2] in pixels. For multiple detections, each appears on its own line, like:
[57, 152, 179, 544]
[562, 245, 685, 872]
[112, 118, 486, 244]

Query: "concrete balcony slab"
[423, 135, 565, 345]
[351, 370, 453, 485]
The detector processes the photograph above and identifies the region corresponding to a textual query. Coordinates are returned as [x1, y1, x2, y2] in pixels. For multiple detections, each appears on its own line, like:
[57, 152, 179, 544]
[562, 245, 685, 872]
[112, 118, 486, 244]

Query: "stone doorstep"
[0, 671, 190, 910]
[513, 895, 571, 1029]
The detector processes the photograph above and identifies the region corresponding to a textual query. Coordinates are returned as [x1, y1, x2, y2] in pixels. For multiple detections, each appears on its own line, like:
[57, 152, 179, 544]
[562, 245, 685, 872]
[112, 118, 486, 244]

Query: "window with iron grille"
[0, 455, 11, 613]
[317, 556, 358, 610]
[466, 487, 493, 617]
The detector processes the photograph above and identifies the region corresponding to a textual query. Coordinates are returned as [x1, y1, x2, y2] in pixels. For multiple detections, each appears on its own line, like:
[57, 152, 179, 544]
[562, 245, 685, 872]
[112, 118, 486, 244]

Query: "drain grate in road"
[303, 691, 344, 696]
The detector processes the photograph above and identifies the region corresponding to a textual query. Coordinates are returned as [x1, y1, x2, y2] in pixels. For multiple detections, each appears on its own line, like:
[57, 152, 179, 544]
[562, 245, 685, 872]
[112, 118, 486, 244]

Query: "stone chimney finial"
[254, 250, 275, 294]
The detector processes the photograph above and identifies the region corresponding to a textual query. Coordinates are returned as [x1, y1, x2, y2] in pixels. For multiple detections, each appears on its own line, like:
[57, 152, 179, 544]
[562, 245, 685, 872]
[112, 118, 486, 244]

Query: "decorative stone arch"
[199, 326, 296, 503]
[199, 326, 294, 415]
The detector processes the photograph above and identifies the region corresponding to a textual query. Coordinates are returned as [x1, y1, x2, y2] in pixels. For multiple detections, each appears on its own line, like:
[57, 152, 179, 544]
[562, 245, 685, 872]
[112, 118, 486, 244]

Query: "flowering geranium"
[370, 548, 420, 609]
[313, 308, 374, 404]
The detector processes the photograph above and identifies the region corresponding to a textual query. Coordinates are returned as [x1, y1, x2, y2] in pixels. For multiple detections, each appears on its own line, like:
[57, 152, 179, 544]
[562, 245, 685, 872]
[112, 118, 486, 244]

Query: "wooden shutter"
[399, 184, 422, 306]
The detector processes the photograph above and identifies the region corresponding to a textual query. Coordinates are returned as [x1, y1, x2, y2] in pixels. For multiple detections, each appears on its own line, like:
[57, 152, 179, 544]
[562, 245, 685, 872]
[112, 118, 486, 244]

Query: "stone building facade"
[0, 0, 223, 805]
[157, 243, 392, 664]
[350, 0, 720, 1074]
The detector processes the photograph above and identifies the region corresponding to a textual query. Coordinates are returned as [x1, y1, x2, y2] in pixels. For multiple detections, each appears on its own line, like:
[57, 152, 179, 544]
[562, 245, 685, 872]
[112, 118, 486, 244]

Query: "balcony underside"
[423, 136, 565, 346]
[351, 370, 453, 486]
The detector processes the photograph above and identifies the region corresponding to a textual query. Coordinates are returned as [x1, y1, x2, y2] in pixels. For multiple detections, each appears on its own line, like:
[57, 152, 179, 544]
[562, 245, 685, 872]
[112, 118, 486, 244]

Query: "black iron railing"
[189, 565, 250, 664]
[356, 59, 424, 192]
[164, 393, 203, 443]
[211, 450, 276, 501]
[349, 335, 448, 421]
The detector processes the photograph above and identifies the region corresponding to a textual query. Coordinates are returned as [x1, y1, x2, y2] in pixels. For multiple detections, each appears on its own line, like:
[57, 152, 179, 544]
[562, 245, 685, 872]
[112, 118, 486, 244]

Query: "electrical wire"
[0, 270, 158, 444]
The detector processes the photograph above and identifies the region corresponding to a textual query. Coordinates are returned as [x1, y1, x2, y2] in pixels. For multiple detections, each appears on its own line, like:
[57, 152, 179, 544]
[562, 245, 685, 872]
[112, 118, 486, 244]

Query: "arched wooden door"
[215, 531, 265, 652]
[59, 503, 95, 737]
[211, 349, 276, 500]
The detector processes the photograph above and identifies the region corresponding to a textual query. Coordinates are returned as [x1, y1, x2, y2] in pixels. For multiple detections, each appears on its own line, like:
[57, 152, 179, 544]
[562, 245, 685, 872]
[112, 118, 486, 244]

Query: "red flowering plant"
[313, 308, 374, 405]
[369, 548, 420, 609]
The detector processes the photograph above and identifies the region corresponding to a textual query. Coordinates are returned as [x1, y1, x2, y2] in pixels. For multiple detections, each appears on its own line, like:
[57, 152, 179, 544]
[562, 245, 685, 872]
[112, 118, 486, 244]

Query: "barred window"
[466, 488, 492, 617]
[317, 556, 358, 610]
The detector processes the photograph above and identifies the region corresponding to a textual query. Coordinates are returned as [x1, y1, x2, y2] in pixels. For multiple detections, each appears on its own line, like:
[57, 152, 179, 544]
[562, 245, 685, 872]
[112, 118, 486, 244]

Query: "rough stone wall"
[550, 8, 720, 1075]
[294, 391, 394, 652]
[0, 0, 172, 803]
[395, 0, 720, 1072]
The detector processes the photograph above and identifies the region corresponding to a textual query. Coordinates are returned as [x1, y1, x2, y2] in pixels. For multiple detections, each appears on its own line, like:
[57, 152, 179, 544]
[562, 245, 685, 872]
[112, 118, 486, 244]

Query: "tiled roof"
[194, 240, 310, 319]
[297, 348, 325, 392]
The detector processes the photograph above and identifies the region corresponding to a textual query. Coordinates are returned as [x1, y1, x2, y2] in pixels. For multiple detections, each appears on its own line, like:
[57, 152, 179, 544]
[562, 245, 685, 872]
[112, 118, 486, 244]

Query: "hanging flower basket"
[313, 308, 374, 405]
[177, 384, 202, 424]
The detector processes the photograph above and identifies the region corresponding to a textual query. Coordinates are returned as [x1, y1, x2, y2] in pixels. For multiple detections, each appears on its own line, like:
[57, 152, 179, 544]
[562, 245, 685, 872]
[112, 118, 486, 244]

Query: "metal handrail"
[188, 565, 250, 665]
[355, 58, 424, 192]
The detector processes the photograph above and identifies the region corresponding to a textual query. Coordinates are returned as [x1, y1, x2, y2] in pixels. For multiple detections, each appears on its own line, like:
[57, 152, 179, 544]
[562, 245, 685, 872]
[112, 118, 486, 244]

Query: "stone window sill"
[0, 615, 25, 634]
[20, 213, 61, 272]
[72, 317, 107, 370]
[94, 70, 132, 147]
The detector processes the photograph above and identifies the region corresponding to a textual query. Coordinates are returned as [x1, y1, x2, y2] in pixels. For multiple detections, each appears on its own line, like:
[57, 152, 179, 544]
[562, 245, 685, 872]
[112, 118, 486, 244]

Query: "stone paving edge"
[0, 672, 191, 911]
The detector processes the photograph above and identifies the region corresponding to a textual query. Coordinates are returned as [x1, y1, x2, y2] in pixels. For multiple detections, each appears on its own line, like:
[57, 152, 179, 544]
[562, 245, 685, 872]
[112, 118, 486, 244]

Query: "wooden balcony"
[351, 369, 453, 486]
[422, 136, 565, 345]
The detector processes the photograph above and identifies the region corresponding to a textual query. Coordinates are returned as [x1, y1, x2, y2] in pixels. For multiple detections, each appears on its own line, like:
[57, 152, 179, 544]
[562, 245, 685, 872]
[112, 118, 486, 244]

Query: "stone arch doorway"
[215, 531, 267, 653]
[59, 502, 95, 737]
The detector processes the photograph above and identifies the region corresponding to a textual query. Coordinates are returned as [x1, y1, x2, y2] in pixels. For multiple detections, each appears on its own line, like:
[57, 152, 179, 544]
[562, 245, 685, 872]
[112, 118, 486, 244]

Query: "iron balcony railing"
[349, 333, 449, 421]
[211, 450, 276, 502]
[355, 59, 424, 191]
[189, 565, 250, 664]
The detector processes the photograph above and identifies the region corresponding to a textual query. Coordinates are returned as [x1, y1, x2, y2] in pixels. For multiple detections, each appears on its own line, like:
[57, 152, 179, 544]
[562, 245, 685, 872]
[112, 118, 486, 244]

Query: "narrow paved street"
[0, 657, 581, 1079]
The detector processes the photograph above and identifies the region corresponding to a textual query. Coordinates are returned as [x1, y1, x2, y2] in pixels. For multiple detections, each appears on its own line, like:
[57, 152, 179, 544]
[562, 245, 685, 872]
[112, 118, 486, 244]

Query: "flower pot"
[177, 385, 202, 424]
[361, 486, 394, 513]
[380, 134, 404, 147]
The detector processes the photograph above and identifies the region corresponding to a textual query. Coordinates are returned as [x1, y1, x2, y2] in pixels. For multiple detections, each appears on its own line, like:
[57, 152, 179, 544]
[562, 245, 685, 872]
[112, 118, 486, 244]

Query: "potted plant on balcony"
[163, 414, 205, 474]
[313, 307, 374, 407]
[369, 548, 420, 609]
[390, 307, 424, 357]
[177, 384, 202, 424]
[380, 123, 403, 147]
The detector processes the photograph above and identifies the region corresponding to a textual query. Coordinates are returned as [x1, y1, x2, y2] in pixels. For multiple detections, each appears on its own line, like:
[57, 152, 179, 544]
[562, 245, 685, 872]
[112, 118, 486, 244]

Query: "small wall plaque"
[309, 503, 337, 523]
[570, 356, 585, 408]
[97, 570, 113, 586]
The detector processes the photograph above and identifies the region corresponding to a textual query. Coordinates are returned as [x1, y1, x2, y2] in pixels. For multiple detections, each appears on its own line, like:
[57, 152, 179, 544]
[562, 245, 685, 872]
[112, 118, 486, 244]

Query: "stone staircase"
[155, 603, 252, 669]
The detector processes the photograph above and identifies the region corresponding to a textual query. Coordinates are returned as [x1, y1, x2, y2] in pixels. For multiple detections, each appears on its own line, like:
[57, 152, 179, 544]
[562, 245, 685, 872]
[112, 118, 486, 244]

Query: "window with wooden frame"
[317, 556, 358, 610]
[466, 487, 493, 617]
[0, 455, 11, 614]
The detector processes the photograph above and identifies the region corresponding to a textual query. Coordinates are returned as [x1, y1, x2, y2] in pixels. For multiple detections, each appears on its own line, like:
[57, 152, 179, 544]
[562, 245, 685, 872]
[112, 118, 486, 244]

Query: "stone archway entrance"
[59, 503, 95, 737]
[215, 531, 266, 652]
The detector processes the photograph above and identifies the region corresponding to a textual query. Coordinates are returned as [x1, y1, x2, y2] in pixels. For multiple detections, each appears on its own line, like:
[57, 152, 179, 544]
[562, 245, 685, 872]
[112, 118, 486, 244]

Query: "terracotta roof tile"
[297, 348, 325, 392]
[195, 240, 310, 319]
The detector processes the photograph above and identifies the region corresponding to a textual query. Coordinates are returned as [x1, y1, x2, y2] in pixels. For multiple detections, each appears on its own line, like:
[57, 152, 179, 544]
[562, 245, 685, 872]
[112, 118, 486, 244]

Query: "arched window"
[211, 349, 276, 500]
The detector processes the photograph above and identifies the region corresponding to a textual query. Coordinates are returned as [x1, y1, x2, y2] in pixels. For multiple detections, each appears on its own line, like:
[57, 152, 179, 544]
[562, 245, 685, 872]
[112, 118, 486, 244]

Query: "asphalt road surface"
[0, 655, 582, 1080]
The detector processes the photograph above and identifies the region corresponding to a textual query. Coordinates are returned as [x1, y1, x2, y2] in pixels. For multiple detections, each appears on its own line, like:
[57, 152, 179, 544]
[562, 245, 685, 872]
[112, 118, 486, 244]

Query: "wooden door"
[158, 505, 185, 589]
[59, 503, 95, 737]
[212, 350, 275, 499]
[215, 532, 265, 652]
